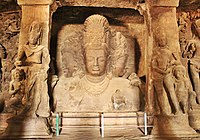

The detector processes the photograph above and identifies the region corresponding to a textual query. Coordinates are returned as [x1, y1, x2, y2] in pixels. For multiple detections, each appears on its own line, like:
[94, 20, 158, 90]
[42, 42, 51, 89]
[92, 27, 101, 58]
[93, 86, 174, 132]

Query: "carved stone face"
[14, 70, 22, 81]
[112, 56, 127, 77]
[85, 49, 107, 76]
[174, 68, 185, 80]
[158, 38, 167, 48]
[28, 26, 40, 45]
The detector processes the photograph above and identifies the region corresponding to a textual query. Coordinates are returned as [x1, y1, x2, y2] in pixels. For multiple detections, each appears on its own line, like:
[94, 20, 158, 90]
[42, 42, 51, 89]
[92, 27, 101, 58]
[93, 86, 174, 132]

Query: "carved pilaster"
[2, 1, 55, 138]
[145, 0, 181, 115]
[148, 0, 197, 137]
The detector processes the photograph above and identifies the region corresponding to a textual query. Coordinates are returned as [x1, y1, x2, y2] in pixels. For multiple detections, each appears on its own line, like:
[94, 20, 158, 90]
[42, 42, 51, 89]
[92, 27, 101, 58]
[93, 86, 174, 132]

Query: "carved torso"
[152, 48, 173, 79]
[155, 48, 172, 70]
[54, 75, 140, 112]
[23, 45, 44, 65]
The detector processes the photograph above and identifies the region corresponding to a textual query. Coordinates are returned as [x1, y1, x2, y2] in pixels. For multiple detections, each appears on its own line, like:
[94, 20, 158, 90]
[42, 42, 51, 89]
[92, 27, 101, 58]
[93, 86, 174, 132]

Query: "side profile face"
[85, 49, 107, 76]
[112, 55, 127, 77]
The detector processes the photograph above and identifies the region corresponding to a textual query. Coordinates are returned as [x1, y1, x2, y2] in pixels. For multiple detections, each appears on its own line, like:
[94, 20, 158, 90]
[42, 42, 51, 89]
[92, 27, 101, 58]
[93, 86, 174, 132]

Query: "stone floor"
[1, 129, 200, 140]
[1, 113, 200, 140]
[52, 135, 200, 140]
[50, 128, 200, 140]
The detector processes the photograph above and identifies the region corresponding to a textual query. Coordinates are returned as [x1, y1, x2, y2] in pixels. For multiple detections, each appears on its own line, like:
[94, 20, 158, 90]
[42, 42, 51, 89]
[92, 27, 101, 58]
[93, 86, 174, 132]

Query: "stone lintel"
[151, 0, 179, 7]
[59, 0, 138, 9]
[17, 0, 54, 6]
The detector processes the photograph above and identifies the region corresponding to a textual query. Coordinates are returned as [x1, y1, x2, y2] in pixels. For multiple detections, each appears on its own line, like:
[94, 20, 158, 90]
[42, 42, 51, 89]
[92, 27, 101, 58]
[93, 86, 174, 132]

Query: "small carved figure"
[152, 35, 181, 115]
[5, 69, 25, 112]
[15, 21, 50, 117]
[178, 12, 189, 53]
[128, 72, 141, 87]
[173, 65, 196, 113]
[111, 89, 126, 110]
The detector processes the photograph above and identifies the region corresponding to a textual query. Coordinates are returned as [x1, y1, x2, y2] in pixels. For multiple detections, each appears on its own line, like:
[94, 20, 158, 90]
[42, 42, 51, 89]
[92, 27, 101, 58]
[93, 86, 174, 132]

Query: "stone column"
[148, 0, 197, 137]
[1, 0, 54, 138]
[149, 0, 180, 114]
[145, 0, 181, 116]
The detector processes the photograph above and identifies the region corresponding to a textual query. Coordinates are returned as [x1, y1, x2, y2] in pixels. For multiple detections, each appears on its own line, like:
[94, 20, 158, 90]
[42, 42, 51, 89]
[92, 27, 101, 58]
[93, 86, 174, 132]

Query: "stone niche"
[50, 6, 146, 113]
[50, 6, 146, 78]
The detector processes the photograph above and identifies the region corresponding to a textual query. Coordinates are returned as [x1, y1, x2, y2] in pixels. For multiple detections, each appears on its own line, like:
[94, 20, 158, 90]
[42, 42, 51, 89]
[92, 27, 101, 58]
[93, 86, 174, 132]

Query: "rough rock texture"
[0, 10, 21, 99]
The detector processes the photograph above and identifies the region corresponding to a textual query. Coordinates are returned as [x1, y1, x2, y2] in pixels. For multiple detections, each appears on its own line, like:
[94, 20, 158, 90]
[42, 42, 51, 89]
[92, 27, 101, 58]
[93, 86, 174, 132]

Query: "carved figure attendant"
[15, 21, 50, 117]
[178, 12, 189, 53]
[173, 65, 196, 113]
[184, 19, 200, 103]
[6, 69, 25, 112]
[152, 36, 181, 115]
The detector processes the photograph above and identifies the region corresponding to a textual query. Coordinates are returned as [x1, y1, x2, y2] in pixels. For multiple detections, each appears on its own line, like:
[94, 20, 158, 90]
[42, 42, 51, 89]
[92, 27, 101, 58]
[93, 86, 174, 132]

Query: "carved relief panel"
[51, 11, 144, 112]
[56, 21, 136, 79]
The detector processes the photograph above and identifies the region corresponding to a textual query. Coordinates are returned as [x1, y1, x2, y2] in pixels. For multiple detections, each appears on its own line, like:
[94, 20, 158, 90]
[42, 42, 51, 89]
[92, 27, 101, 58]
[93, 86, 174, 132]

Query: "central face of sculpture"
[85, 49, 107, 76]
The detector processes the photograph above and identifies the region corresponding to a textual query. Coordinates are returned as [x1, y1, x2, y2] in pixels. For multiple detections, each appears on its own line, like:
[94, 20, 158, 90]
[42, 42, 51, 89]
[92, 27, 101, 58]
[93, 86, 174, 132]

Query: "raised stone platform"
[51, 112, 151, 137]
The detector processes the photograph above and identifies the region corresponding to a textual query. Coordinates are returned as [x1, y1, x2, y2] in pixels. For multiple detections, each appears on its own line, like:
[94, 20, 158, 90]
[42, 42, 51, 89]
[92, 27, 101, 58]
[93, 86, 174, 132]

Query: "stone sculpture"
[184, 19, 200, 104]
[111, 32, 128, 77]
[53, 14, 141, 112]
[1, 21, 51, 138]
[173, 65, 197, 113]
[5, 68, 25, 113]
[152, 32, 197, 137]
[152, 36, 180, 115]
[178, 12, 189, 54]
[15, 21, 50, 117]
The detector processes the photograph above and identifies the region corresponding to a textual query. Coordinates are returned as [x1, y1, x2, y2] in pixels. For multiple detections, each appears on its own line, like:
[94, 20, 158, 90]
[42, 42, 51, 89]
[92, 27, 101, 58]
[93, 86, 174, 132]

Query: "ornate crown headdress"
[83, 14, 110, 52]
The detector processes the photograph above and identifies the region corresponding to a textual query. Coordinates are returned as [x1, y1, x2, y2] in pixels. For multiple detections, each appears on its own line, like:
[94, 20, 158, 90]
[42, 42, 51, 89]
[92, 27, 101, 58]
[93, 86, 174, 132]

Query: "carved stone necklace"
[82, 74, 110, 96]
